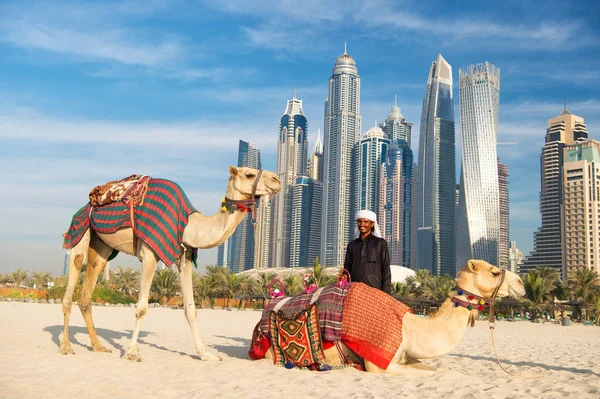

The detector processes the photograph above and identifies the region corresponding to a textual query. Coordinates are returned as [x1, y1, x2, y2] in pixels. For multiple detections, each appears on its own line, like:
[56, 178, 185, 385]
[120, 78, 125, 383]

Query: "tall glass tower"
[379, 139, 416, 267]
[290, 176, 323, 268]
[308, 129, 324, 182]
[416, 54, 456, 276]
[226, 140, 261, 272]
[321, 48, 362, 267]
[356, 126, 389, 217]
[380, 102, 412, 145]
[455, 62, 501, 273]
[271, 95, 308, 268]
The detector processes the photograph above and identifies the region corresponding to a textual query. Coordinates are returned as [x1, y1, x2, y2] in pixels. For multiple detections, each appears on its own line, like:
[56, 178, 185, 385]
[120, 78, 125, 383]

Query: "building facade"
[379, 139, 416, 268]
[356, 126, 390, 217]
[521, 107, 589, 279]
[380, 103, 413, 145]
[498, 160, 510, 269]
[253, 197, 271, 269]
[290, 176, 323, 268]
[226, 140, 262, 273]
[416, 54, 456, 276]
[308, 129, 324, 182]
[455, 62, 501, 273]
[271, 96, 309, 268]
[509, 241, 523, 274]
[321, 49, 362, 267]
[562, 140, 600, 280]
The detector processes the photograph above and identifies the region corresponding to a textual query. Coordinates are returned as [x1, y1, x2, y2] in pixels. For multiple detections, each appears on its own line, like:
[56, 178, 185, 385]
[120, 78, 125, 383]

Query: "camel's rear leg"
[123, 243, 157, 362]
[78, 233, 113, 353]
[178, 253, 221, 361]
[60, 229, 90, 355]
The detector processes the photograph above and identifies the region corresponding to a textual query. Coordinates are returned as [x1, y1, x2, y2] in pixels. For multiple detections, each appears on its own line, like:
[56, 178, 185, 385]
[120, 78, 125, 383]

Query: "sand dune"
[0, 302, 598, 399]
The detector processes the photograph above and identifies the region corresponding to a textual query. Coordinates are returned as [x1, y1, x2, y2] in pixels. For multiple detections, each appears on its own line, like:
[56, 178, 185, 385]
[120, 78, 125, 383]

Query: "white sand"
[0, 302, 598, 399]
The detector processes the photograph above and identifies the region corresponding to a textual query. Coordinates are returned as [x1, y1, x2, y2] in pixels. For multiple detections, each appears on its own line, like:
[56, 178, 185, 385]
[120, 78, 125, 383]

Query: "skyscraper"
[253, 197, 271, 269]
[380, 102, 413, 145]
[308, 129, 324, 182]
[521, 106, 588, 279]
[290, 176, 323, 268]
[509, 241, 522, 274]
[356, 126, 390, 217]
[455, 62, 501, 273]
[498, 160, 510, 269]
[221, 139, 261, 273]
[379, 139, 416, 267]
[321, 48, 362, 267]
[562, 139, 600, 280]
[271, 95, 308, 268]
[416, 54, 456, 276]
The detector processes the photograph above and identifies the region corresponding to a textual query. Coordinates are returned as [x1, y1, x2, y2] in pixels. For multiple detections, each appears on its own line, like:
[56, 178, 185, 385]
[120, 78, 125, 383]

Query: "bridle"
[221, 169, 264, 225]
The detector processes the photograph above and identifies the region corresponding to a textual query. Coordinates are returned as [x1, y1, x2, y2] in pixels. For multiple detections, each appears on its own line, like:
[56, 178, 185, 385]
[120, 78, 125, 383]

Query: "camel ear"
[466, 259, 479, 273]
[229, 166, 238, 176]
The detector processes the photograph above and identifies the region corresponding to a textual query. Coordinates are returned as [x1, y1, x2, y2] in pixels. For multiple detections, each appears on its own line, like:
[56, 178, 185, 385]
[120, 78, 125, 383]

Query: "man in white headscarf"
[343, 210, 391, 294]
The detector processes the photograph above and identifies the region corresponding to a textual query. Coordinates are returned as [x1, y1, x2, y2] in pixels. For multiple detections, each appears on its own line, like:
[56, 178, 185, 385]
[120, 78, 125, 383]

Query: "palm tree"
[256, 271, 277, 299]
[9, 268, 28, 288]
[393, 278, 417, 299]
[0, 273, 10, 286]
[422, 274, 455, 301]
[283, 274, 301, 296]
[219, 271, 249, 308]
[29, 271, 53, 290]
[568, 269, 600, 322]
[110, 266, 140, 298]
[193, 274, 215, 308]
[151, 267, 180, 304]
[521, 267, 559, 320]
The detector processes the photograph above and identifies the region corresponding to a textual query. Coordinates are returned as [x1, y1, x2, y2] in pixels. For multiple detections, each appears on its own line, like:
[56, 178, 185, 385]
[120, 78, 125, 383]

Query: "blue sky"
[1, 0, 599, 275]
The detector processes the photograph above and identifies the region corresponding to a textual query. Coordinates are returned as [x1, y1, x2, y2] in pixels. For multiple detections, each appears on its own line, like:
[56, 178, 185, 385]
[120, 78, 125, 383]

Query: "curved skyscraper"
[271, 95, 308, 268]
[455, 62, 501, 272]
[416, 54, 456, 276]
[321, 49, 362, 266]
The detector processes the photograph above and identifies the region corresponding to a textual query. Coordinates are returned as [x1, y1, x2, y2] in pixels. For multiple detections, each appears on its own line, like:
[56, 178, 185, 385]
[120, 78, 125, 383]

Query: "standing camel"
[259, 259, 525, 375]
[61, 166, 280, 361]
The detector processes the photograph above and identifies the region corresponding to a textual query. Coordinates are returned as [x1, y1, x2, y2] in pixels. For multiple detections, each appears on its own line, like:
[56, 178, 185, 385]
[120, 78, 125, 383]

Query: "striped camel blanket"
[63, 178, 198, 267]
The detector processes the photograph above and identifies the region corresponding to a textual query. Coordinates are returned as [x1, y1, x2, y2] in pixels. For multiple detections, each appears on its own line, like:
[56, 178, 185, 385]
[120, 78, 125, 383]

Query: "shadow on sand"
[212, 335, 252, 360]
[448, 353, 600, 377]
[43, 325, 200, 359]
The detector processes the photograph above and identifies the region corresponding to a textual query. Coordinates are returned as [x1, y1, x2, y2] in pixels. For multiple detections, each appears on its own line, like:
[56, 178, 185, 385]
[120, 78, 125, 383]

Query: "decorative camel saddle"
[63, 176, 198, 266]
[249, 282, 413, 370]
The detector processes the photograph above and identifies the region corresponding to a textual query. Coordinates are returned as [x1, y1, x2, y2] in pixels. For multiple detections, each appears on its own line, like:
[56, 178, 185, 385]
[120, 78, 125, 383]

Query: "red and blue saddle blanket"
[63, 178, 198, 267]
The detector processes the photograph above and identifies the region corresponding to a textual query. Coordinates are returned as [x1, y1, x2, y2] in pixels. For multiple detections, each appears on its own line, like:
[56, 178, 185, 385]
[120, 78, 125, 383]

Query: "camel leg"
[123, 243, 157, 362]
[178, 254, 221, 361]
[60, 229, 90, 355]
[78, 233, 113, 353]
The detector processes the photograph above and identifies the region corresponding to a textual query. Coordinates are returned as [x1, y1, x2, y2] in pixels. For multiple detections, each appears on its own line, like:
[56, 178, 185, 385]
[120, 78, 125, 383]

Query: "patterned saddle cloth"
[88, 174, 148, 206]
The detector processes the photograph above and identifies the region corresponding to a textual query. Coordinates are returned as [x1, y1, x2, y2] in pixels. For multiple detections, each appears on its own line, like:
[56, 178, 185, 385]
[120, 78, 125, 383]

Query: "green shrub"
[6, 291, 24, 299]
[91, 287, 136, 304]
[47, 285, 67, 300]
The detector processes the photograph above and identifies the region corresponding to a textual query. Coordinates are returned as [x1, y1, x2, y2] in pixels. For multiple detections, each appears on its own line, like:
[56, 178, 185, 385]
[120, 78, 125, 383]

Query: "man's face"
[357, 218, 374, 235]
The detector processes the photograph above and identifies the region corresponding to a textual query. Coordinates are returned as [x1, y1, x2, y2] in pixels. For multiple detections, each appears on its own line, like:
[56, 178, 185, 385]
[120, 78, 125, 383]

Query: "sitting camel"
[260, 259, 525, 375]
[61, 166, 280, 361]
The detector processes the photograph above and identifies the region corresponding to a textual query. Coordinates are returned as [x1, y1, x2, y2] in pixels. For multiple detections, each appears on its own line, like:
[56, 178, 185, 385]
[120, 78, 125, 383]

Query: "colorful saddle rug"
[269, 304, 324, 368]
[63, 177, 198, 267]
[257, 283, 351, 342]
[88, 174, 147, 206]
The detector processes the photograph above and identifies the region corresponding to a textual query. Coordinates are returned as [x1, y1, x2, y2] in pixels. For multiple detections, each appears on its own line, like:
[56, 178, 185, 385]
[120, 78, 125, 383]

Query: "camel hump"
[89, 174, 149, 206]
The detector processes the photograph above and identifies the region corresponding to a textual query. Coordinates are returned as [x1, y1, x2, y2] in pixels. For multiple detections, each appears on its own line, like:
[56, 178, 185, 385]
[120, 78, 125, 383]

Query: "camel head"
[228, 166, 281, 199]
[455, 259, 525, 300]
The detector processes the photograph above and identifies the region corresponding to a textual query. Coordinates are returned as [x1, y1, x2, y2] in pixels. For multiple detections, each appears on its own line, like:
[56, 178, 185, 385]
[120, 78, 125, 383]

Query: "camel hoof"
[123, 352, 142, 362]
[200, 352, 222, 361]
[92, 344, 112, 353]
[59, 343, 75, 355]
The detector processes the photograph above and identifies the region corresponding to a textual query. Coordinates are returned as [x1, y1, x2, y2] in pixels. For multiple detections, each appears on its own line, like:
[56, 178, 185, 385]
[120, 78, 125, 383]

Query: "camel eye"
[246, 173, 255, 178]
[491, 271, 501, 277]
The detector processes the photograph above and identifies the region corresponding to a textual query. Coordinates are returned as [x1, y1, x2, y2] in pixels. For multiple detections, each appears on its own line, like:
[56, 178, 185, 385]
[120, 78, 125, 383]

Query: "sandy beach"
[0, 301, 598, 399]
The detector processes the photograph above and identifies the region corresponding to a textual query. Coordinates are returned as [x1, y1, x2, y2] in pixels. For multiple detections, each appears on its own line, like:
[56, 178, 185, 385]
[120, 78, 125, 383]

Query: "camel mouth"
[508, 286, 525, 299]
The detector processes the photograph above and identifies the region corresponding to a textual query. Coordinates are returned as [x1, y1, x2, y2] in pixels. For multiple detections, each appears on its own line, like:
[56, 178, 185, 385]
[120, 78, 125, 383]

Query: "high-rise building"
[521, 106, 588, 279]
[221, 139, 261, 273]
[498, 160, 510, 269]
[455, 62, 501, 273]
[562, 140, 600, 280]
[321, 48, 362, 267]
[379, 139, 416, 267]
[253, 197, 271, 269]
[308, 129, 324, 182]
[290, 176, 323, 268]
[356, 126, 390, 217]
[380, 101, 413, 145]
[271, 95, 308, 268]
[416, 54, 456, 276]
[509, 241, 522, 274]
[217, 239, 229, 268]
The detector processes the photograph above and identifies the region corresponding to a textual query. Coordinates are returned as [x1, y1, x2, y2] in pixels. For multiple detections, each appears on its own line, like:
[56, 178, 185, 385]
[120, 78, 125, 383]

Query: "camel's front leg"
[79, 234, 113, 353]
[179, 254, 221, 361]
[123, 244, 157, 362]
[60, 229, 90, 355]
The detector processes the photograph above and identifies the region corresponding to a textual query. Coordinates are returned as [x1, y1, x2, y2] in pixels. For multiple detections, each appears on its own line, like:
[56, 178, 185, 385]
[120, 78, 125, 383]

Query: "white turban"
[354, 210, 382, 238]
